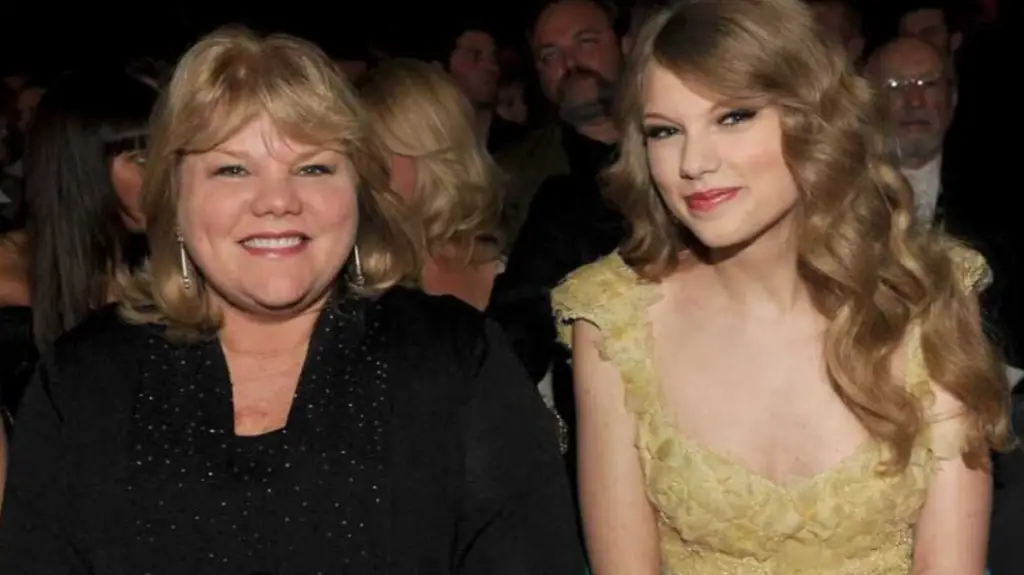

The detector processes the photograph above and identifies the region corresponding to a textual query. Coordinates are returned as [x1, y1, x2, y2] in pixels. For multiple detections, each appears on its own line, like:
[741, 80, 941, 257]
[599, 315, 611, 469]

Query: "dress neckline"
[608, 253, 888, 493]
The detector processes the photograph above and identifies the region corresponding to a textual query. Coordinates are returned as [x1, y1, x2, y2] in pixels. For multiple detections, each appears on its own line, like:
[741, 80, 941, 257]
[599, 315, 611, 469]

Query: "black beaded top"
[0, 288, 584, 574]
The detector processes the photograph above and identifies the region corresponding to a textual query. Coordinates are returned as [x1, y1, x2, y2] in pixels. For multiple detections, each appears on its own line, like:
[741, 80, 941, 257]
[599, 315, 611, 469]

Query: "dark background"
[0, 0, 997, 76]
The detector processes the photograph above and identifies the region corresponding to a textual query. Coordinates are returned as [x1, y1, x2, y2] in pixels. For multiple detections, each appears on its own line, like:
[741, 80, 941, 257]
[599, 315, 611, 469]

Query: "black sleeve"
[488, 179, 576, 382]
[454, 322, 585, 575]
[0, 355, 89, 574]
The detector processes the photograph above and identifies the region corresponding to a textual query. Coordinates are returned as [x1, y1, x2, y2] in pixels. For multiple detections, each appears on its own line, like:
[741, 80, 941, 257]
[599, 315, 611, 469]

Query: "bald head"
[867, 37, 946, 83]
[868, 37, 955, 168]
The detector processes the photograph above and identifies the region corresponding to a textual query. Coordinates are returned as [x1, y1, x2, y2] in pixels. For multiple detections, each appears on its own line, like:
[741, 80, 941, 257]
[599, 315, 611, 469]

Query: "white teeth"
[242, 236, 304, 249]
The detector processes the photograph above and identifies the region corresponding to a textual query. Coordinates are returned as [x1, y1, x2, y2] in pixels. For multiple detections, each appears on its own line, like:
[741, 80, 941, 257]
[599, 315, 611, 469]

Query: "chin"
[245, 283, 322, 314]
[685, 219, 754, 249]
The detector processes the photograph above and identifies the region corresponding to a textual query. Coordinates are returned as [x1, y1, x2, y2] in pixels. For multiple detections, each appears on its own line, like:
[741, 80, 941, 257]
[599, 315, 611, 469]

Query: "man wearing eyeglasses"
[870, 34, 1024, 575]
[867, 37, 955, 227]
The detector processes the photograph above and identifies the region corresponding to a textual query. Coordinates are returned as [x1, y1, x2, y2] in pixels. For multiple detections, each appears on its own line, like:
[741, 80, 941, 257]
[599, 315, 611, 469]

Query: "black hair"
[899, 0, 966, 33]
[525, 0, 628, 42]
[24, 66, 156, 348]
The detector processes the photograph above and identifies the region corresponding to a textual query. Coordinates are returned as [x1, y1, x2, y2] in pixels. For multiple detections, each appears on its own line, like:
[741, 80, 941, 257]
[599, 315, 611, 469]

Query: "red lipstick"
[684, 187, 740, 213]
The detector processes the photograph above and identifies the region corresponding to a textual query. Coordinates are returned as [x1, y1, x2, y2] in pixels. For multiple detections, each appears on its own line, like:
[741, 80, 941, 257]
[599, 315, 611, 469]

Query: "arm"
[912, 383, 992, 575]
[455, 322, 586, 575]
[573, 321, 660, 574]
[0, 357, 87, 573]
[0, 422, 7, 511]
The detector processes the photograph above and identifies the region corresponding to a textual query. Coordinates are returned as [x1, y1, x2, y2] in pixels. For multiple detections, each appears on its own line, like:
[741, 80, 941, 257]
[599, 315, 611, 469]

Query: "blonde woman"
[554, 0, 1010, 573]
[0, 28, 584, 573]
[358, 59, 506, 311]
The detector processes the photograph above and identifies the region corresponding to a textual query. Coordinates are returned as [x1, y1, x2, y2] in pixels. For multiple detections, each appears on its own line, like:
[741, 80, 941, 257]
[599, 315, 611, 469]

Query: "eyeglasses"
[883, 75, 948, 94]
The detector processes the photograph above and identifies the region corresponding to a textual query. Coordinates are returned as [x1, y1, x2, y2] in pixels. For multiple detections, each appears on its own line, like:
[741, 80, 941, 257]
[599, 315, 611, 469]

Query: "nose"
[564, 47, 584, 72]
[251, 176, 302, 217]
[481, 53, 499, 75]
[903, 85, 927, 108]
[679, 133, 721, 180]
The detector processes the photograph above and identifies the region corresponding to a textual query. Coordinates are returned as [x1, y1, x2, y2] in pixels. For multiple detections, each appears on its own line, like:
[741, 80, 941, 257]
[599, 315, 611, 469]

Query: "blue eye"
[642, 125, 678, 140]
[297, 164, 336, 176]
[719, 109, 758, 126]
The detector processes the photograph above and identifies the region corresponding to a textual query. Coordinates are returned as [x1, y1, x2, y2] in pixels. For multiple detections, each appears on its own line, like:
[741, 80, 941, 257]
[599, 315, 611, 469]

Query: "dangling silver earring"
[351, 244, 365, 288]
[176, 227, 193, 291]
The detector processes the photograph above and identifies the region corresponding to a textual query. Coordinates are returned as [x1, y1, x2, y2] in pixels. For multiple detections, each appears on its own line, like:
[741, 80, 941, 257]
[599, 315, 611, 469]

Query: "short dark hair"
[401, 14, 497, 68]
[525, 0, 629, 42]
[899, 0, 965, 33]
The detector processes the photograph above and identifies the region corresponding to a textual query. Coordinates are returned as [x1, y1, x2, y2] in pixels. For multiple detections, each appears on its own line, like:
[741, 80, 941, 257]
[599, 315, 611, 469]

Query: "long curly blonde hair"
[606, 0, 1010, 472]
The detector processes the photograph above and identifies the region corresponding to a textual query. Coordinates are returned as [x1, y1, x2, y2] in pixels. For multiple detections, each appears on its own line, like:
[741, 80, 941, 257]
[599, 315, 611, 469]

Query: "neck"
[702, 213, 808, 317]
[474, 108, 493, 143]
[575, 119, 618, 144]
[217, 297, 325, 357]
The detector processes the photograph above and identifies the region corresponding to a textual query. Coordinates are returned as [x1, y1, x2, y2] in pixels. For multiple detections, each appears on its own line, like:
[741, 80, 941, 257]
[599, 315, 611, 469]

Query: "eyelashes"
[642, 108, 759, 141]
[209, 164, 338, 178]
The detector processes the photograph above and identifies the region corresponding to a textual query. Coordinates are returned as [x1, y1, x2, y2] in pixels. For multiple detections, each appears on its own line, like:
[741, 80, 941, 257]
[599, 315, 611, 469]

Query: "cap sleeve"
[948, 243, 991, 295]
[551, 253, 635, 351]
[907, 244, 990, 460]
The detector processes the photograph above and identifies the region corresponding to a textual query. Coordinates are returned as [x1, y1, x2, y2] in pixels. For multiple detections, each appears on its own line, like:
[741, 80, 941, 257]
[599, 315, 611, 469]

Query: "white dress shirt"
[901, 155, 943, 226]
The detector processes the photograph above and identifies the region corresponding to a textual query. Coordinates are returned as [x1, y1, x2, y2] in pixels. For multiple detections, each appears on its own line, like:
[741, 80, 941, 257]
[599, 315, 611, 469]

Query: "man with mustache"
[496, 0, 628, 243]
[870, 36, 1024, 574]
[867, 37, 955, 227]
[489, 0, 631, 514]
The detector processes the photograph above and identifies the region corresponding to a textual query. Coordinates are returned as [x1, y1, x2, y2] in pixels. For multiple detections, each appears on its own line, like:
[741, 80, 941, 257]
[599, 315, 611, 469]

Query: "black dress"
[0, 288, 585, 574]
[0, 305, 36, 424]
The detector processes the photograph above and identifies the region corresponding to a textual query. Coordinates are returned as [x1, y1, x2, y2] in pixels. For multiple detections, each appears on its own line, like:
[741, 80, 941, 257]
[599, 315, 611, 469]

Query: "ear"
[950, 31, 963, 53]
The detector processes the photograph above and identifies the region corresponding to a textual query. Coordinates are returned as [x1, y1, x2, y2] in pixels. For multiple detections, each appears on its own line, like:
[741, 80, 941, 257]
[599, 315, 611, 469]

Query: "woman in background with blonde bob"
[0, 27, 584, 574]
[554, 0, 1010, 573]
[358, 59, 506, 311]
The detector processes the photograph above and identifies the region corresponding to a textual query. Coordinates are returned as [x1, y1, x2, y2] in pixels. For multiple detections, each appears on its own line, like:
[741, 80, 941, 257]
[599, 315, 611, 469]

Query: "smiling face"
[641, 63, 800, 250]
[178, 114, 359, 318]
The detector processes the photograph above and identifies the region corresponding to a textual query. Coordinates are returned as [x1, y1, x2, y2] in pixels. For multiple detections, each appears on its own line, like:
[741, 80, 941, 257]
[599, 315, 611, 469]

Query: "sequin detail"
[127, 297, 391, 573]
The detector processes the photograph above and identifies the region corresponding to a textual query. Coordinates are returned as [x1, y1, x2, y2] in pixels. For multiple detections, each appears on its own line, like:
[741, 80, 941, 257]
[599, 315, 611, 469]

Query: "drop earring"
[351, 244, 365, 288]
[177, 227, 193, 291]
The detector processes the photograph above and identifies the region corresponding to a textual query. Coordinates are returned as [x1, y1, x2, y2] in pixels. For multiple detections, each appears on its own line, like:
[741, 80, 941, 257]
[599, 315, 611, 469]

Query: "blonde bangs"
[164, 33, 365, 156]
[120, 26, 422, 340]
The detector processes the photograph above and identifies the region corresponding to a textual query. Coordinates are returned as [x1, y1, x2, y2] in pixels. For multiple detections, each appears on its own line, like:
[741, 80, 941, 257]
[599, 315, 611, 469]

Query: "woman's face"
[641, 63, 799, 250]
[110, 151, 147, 232]
[177, 114, 359, 319]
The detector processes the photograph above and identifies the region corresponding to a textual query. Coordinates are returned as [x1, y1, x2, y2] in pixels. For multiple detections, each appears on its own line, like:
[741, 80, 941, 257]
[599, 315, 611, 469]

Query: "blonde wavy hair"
[606, 0, 1010, 472]
[357, 59, 505, 265]
[119, 27, 419, 339]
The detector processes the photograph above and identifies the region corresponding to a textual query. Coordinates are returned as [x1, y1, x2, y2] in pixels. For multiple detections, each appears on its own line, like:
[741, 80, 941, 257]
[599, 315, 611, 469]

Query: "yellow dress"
[552, 249, 988, 574]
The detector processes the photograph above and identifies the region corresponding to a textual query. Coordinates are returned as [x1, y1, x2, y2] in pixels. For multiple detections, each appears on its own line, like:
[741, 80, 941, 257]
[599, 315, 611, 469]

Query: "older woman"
[0, 28, 583, 574]
[358, 59, 506, 311]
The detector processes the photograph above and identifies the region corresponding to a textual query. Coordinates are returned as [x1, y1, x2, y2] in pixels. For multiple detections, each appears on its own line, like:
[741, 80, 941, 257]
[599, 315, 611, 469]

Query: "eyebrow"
[642, 112, 675, 123]
[536, 26, 606, 53]
[209, 147, 336, 162]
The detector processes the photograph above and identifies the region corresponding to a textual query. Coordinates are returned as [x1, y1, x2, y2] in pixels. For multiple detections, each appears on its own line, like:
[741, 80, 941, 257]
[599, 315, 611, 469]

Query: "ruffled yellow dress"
[552, 248, 988, 574]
